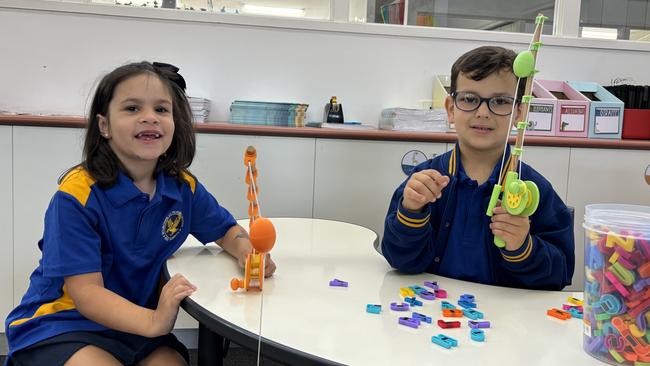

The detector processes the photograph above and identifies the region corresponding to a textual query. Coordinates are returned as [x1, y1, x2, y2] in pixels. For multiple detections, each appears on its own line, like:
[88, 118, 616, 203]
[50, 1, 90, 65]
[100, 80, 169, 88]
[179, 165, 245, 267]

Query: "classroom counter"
[1, 115, 649, 150]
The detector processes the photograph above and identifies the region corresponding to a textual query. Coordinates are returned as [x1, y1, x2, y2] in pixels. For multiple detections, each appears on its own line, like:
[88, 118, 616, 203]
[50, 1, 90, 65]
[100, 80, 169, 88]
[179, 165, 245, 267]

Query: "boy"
[381, 46, 574, 290]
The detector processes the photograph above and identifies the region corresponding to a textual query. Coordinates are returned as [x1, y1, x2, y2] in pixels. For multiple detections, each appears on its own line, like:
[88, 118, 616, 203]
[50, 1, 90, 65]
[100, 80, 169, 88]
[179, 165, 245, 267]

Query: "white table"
[165, 218, 603, 365]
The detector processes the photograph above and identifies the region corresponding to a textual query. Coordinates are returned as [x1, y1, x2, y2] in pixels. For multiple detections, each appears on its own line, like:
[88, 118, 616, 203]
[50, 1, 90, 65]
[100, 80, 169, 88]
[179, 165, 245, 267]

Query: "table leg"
[198, 323, 225, 366]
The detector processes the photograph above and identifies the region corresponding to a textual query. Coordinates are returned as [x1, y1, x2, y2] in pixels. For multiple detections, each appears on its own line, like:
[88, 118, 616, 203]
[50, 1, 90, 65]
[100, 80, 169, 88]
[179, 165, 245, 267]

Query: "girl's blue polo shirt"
[5, 167, 237, 356]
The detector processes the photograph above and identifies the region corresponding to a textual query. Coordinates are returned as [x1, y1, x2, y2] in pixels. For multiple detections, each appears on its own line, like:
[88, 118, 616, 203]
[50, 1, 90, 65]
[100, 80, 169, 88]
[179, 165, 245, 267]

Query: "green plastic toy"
[486, 14, 548, 248]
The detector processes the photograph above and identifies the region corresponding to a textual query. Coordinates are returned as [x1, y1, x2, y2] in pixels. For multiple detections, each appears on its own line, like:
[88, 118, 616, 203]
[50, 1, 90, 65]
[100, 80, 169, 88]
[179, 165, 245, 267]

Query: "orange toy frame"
[231, 146, 276, 291]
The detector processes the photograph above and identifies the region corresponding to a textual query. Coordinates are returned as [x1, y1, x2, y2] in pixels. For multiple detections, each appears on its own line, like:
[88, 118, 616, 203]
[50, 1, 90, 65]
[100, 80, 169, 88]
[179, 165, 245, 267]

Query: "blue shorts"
[7, 330, 189, 366]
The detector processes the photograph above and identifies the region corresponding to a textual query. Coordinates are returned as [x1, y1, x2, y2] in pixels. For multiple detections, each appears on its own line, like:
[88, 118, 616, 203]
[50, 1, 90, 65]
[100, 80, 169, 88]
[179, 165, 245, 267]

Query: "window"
[364, 0, 555, 34]
[580, 0, 650, 41]
[630, 28, 650, 41]
[87, 0, 332, 19]
[22, 0, 650, 42]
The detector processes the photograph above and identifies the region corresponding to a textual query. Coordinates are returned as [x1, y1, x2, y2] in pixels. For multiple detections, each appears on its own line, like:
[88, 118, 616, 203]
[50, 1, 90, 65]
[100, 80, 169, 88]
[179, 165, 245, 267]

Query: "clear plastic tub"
[583, 204, 650, 364]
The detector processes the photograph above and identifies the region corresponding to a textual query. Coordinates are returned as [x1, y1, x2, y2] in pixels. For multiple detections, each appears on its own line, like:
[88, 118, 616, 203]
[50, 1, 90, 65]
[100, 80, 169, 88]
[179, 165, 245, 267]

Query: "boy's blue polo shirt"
[5, 167, 237, 356]
[381, 144, 575, 290]
[437, 160, 499, 284]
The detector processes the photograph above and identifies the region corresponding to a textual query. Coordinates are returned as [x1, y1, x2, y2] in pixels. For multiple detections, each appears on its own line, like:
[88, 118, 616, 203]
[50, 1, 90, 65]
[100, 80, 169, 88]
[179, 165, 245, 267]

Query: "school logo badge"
[162, 211, 183, 241]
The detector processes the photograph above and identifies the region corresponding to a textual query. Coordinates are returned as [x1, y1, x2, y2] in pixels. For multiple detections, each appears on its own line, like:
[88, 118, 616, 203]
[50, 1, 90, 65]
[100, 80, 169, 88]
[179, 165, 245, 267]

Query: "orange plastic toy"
[231, 146, 276, 291]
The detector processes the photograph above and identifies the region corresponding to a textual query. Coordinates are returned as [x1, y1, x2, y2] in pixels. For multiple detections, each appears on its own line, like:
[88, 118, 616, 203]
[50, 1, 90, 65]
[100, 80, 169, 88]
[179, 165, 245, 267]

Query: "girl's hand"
[237, 252, 277, 278]
[150, 273, 196, 337]
[490, 205, 530, 251]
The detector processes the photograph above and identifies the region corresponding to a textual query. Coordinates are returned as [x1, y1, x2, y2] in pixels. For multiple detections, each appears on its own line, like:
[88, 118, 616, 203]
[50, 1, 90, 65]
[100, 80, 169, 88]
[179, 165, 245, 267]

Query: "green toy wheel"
[519, 180, 540, 217]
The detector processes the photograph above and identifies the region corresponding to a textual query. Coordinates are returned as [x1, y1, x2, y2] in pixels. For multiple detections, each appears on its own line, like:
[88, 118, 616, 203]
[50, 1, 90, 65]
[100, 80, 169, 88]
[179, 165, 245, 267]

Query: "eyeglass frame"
[450, 91, 519, 116]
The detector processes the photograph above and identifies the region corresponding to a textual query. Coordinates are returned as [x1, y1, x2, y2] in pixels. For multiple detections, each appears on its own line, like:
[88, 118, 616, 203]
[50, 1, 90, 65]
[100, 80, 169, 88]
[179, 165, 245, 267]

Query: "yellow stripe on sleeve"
[181, 171, 196, 193]
[58, 168, 96, 207]
[397, 210, 430, 228]
[9, 286, 76, 327]
[502, 235, 533, 262]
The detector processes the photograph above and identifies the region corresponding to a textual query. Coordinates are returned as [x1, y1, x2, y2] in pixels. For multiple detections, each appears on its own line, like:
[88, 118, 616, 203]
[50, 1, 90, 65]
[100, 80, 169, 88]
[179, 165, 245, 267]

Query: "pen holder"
[324, 96, 344, 123]
[583, 204, 650, 365]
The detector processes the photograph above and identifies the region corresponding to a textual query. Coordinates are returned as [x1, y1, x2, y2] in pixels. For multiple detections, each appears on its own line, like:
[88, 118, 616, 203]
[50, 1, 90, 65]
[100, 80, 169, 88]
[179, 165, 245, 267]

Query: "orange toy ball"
[249, 217, 276, 253]
[231, 278, 242, 291]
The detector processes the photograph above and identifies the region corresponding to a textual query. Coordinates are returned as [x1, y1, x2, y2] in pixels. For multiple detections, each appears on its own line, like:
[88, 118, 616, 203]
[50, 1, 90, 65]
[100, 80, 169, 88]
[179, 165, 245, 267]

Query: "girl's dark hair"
[450, 46, 526, 101]
[63, 61, 195, 187]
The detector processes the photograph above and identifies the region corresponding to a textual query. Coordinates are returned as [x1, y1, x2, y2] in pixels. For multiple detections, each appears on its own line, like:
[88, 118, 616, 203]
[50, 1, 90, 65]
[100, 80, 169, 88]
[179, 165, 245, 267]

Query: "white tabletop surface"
[166, 218, 604, 365]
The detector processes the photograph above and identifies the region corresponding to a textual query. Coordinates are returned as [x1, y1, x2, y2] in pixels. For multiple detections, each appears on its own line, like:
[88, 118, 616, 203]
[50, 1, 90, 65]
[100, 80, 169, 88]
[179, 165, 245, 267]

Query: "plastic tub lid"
[583, 204, 650, 240]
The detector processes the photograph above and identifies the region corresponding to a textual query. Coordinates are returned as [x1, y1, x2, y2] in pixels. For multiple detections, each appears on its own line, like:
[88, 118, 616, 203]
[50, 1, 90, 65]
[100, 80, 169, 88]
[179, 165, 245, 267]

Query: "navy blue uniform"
[381, 145, 574, 290]
[5, 167, 236, 359]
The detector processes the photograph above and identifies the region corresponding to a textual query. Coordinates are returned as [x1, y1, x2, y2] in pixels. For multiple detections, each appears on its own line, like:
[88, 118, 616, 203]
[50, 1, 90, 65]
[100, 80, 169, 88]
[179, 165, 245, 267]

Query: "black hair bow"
[153, 62, 187, 91]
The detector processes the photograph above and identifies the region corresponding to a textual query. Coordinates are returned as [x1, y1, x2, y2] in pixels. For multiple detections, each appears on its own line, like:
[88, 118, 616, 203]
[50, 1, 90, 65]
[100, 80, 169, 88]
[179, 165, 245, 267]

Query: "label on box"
[594, 107, 620, 134]
[528, 104, 553, 131]
[560, 106, 586, 132]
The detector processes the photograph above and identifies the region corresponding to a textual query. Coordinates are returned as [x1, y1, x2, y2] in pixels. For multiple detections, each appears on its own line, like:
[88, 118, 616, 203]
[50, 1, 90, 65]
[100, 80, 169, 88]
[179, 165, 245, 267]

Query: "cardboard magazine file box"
[537, 80, 590, 138]
[567, 81, 624, 139]
[621, 109, 650, 140]
[525, 80, 557, 136]
[432, 74, 450, 109]
[432, 75, 453, 130]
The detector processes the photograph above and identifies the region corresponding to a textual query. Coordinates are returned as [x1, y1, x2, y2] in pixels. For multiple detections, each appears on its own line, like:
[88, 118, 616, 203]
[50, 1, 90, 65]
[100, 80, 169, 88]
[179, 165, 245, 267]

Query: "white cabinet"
[521, 146, 570, 202]
[313, 139, 448, 247]
[12, 126, 84, 304]
[567, 148, 650, 291]
[0, 126, 13, 331]
[192, 134, 315, 220]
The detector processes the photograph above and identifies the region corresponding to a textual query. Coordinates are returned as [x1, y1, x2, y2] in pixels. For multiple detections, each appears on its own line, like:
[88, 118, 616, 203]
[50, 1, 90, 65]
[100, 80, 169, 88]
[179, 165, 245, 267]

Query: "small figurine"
[324, 96, 344, 123]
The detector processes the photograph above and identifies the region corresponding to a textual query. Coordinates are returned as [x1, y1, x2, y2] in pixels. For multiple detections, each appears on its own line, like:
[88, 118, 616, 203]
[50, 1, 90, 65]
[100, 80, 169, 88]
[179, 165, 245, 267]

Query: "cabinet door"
[191, 134, 315, 220]
[13, 127, 84, 304]
[0, 126, 13, 331]
[521, 146, 570, 202]
[567, 148, 650, 292]
[313, 139, 448, 248]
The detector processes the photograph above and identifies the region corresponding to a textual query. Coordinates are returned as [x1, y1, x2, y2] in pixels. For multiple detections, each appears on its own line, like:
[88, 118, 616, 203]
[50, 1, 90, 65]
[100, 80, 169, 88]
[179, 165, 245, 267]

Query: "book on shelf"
[379, 0, 404, 25]
[189, 97, 210, 123]
[379, 107, 448, 132]
[229, 100, 309, 127]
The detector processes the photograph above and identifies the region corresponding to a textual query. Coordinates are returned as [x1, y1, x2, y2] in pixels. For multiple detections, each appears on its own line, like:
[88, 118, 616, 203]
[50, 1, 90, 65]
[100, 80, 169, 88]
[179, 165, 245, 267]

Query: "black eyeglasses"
[451, 91, 517, 116]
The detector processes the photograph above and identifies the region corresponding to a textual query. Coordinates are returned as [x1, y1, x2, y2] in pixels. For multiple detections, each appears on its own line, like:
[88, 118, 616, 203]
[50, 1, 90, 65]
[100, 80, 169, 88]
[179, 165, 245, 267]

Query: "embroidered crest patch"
[162, 210, 183, 241]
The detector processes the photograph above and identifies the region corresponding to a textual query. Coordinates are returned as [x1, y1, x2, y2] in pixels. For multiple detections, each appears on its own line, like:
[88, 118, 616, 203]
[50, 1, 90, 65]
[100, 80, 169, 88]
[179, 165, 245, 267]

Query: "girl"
[4, 62, 276, 366]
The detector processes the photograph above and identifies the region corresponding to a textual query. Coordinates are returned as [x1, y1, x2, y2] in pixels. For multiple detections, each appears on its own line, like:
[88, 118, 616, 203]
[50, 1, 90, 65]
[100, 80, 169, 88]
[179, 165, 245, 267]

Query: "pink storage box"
[526, 80, 557, 136]
[537, 79, 590, 138]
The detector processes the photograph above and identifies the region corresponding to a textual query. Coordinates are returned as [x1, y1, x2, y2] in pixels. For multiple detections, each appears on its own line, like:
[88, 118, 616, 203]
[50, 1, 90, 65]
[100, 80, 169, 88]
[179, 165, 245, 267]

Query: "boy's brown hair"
[450, 46, 526, 100]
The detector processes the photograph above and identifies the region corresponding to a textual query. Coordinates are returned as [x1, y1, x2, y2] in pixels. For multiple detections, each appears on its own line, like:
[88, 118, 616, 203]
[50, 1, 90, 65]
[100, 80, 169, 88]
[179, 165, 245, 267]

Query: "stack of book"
[379, 108, 448, 132]
[379, 0, 404, 25]
[188, 97, 210, 123]
[229, 101, 309, 127]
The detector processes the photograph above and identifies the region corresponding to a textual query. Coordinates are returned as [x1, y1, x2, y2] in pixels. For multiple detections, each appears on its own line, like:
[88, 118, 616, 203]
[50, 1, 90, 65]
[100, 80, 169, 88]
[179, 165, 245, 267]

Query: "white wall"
[0, 126, 13, 332]
[1, 3, 649, 126]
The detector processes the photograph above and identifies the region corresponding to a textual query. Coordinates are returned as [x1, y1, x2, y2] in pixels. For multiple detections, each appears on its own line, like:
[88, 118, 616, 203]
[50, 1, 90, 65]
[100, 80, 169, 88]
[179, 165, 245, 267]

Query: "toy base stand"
[231, 252, 265, 291]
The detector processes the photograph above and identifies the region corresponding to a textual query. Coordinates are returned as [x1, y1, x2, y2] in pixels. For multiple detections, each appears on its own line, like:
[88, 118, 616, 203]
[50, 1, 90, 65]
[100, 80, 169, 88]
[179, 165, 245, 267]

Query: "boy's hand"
[402, 169, 450, 212]
[490, 205, 530, 251]
[151, 273, 196, 337]
[238, 252, 277, 278]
